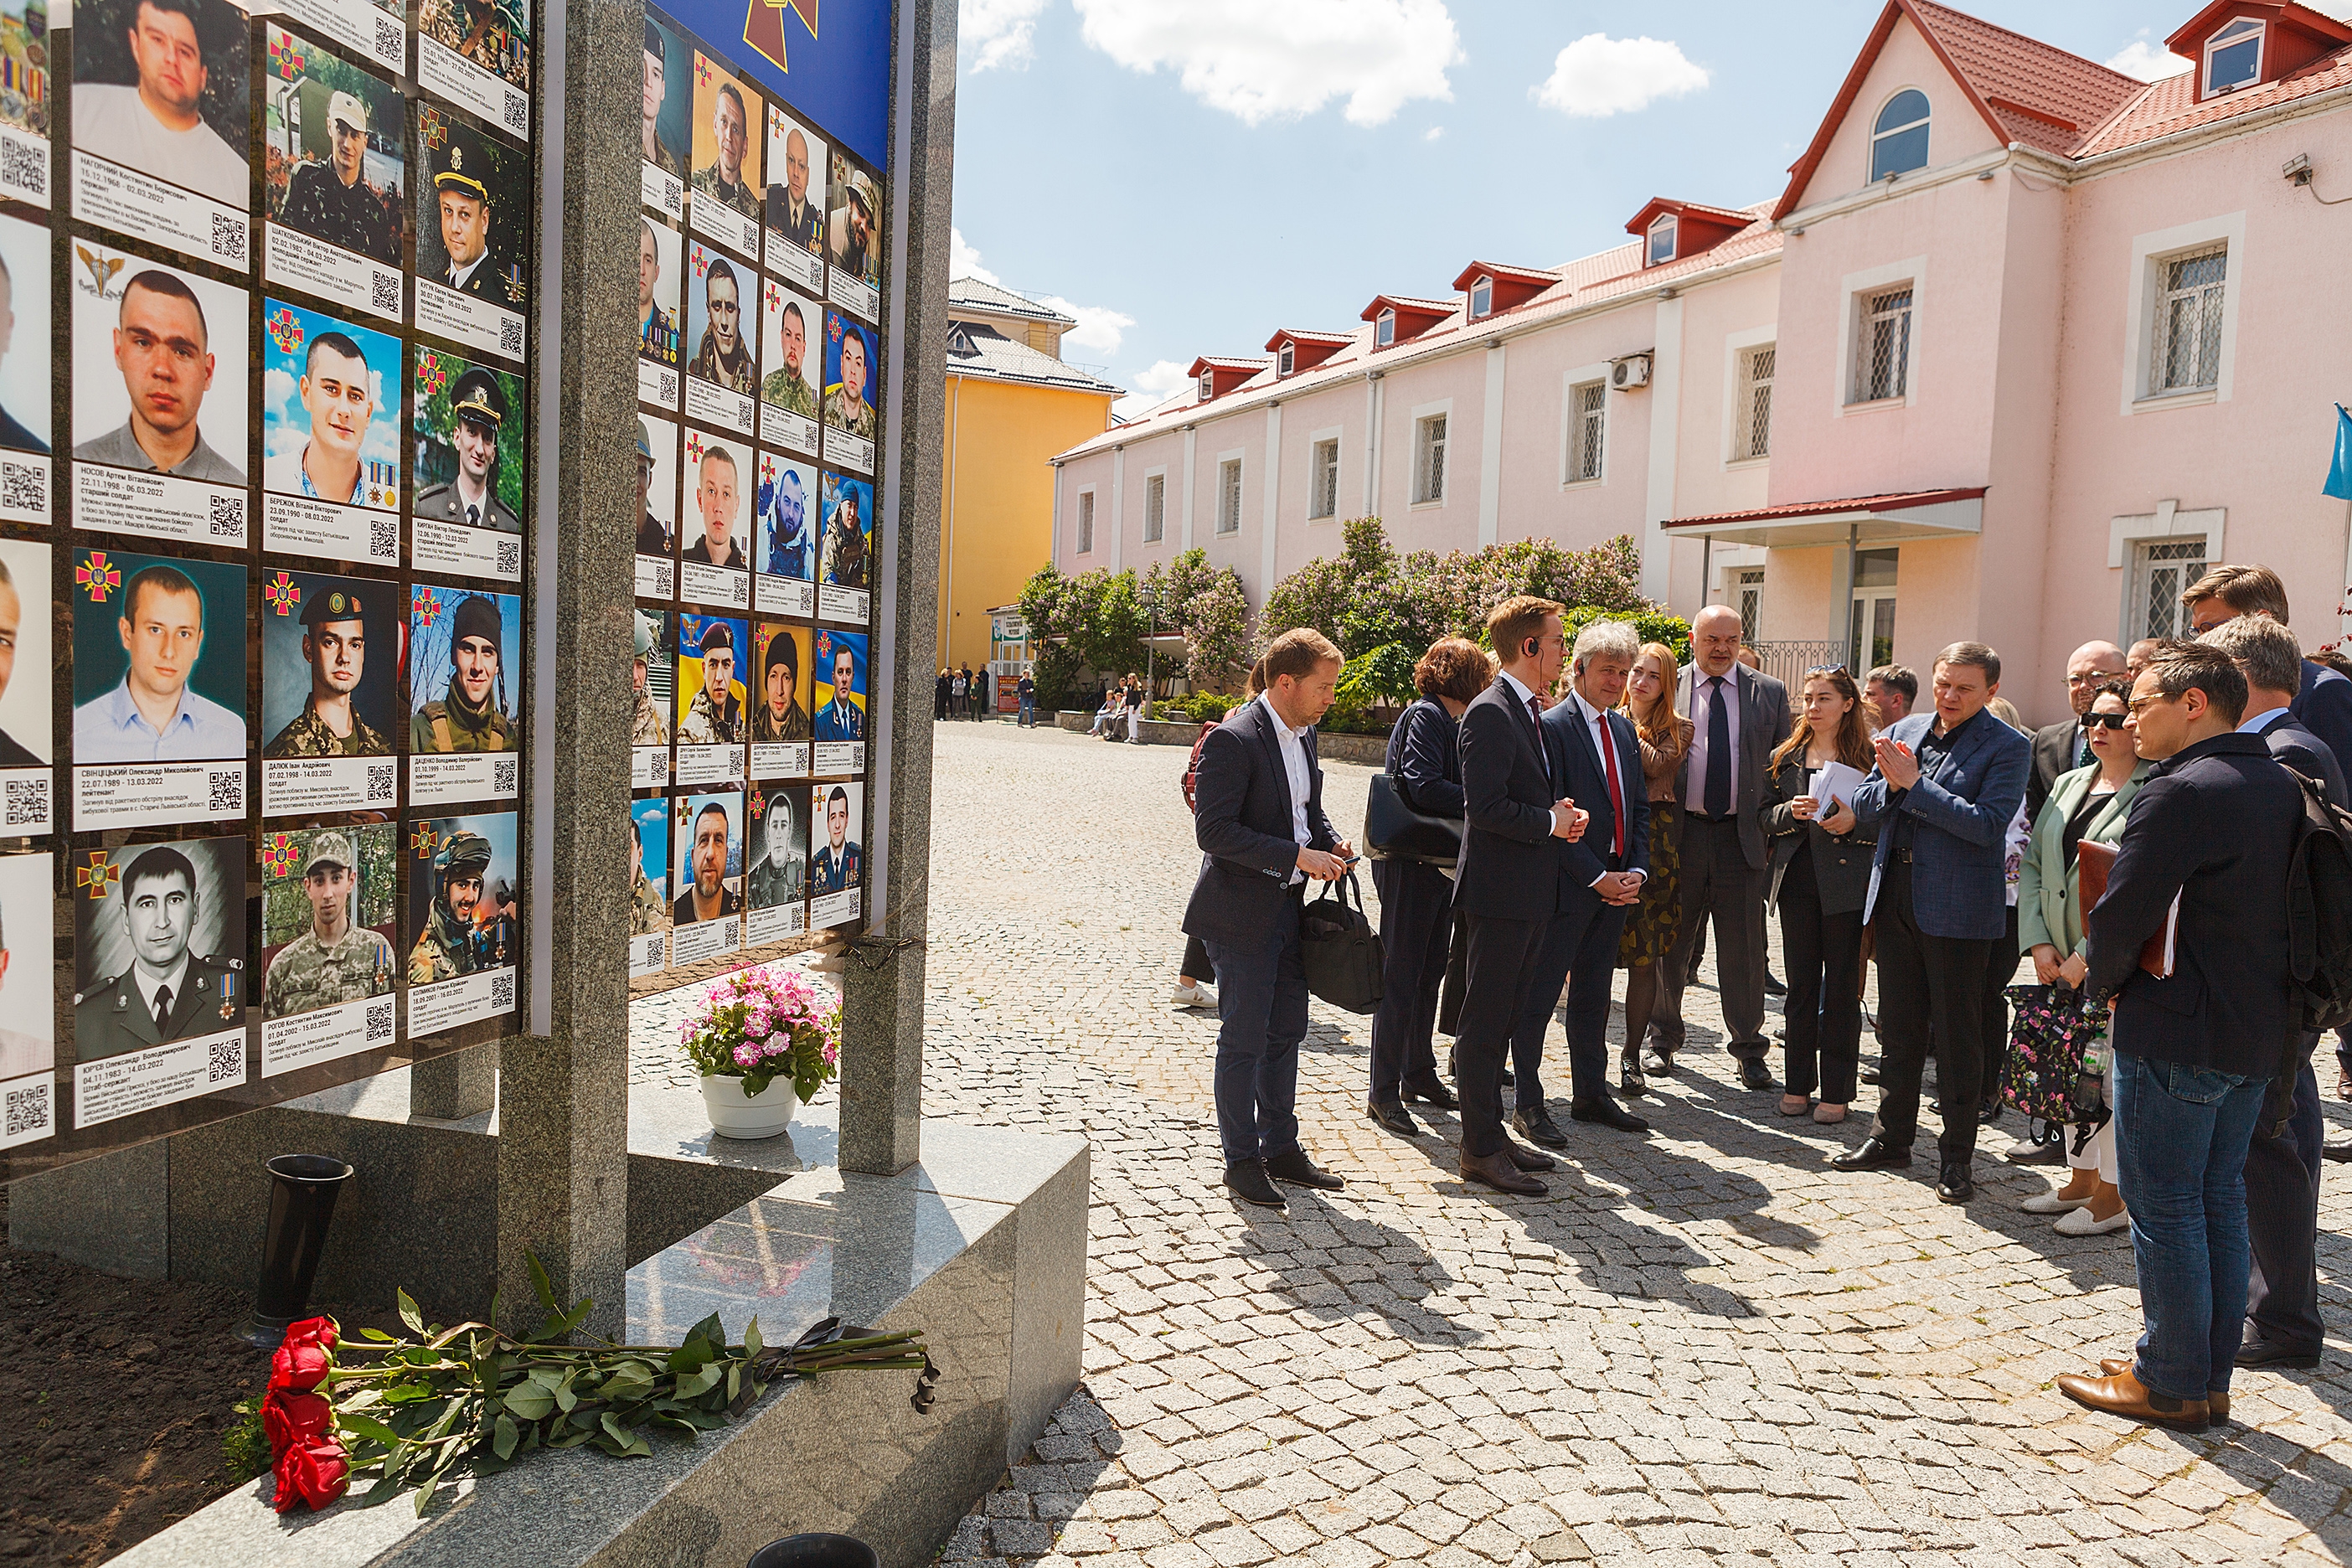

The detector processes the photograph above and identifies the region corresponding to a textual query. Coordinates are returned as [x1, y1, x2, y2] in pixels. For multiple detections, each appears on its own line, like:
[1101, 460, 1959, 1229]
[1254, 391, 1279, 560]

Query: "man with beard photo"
[760, 298, 816, 418]
[820, 481, 867, 590]
[750, 628, 809, 743]
[673, 798, 740, 923]
[266, 586, 384, 757]
[764, 466, 811, 580]
[687, 256, 754, 394]
[412, 593, 513, 752]
[829, 168, 875, 281]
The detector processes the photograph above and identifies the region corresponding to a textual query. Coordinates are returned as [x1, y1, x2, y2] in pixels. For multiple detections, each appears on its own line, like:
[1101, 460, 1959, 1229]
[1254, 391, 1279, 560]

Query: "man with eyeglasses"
[2025, 640, 2128, 825]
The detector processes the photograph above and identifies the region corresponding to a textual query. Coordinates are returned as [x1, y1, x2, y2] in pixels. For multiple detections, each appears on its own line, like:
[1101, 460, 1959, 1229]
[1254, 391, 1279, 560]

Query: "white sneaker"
[1173, 982, 1217, 1009]
[2054, 1204, 2131, 1235]
[2020, 1188, 2092, 1215]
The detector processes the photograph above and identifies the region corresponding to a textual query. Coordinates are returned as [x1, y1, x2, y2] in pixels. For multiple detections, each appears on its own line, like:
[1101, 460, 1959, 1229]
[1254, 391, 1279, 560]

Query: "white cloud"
[1039, 296, 1136, 358]
[1424, 126, 1444, 142]
[1117, 359, 1194, 420]
[2105, 37, 2191, 82]
[961, 0, 1051, 71]
[950, 226, 1000, 286]
[1073, 0, 1461, 126]
[1533, 34, 1709, 118]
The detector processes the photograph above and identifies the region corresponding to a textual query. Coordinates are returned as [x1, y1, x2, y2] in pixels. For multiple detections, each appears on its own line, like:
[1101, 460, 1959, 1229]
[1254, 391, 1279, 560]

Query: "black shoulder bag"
[1364, 773, 1462, 865]
[1301, 869, 1384, 1015]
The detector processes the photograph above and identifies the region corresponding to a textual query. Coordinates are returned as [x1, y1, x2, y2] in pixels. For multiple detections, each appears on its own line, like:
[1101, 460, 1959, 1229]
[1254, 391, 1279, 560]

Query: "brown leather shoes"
[1462, 1148, 1547, 1195]
[2097, 1359, 2228, 1424]
[1503, 1138, 1557, 1172]
[2057, 1365, 2208, 1431]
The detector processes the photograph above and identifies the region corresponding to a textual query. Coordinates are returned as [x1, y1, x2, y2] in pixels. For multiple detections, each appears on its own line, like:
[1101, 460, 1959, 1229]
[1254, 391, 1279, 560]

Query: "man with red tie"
[1504, 621, 1653, 1148]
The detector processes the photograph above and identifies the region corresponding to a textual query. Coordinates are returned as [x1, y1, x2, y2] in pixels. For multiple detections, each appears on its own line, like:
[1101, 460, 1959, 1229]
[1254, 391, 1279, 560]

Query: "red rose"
[261, 1390, 333, 1457]
[271, 1437, 351, 1514]
[269, 1340, 332, 1393]
[282, 1317, 340, 1353]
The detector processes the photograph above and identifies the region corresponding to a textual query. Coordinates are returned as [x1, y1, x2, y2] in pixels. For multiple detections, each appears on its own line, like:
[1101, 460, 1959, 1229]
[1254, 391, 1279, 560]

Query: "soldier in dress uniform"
[678, 619, 743, 745]
[632, 610, 669, 746]
[430, 134, 500, 297]
[416, 369, 518, 534]
[750, 627, 810, 743]
[412, 594, 515, 753]
[262, 832, 395, 1019]
[280, 90, 401, 266]
[266, 586, 388, 759]
[75, 845, 244, 1062]
[409, 829, 491, 985]
[629, 811, 668, 936]
[766, 126, 820, 253]
[759, 299, 817, 417]
[638, 220, 678, 363]
[823, 322, 877, 440]
[810, 785, 861, 895]
[814, 642, 864, 743]
[635, 419, 672, 557]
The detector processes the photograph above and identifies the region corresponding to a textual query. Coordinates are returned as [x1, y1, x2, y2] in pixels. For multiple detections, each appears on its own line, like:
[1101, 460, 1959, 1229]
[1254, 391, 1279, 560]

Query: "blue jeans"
[1204, 897, 1306, 1166]
[1018, 694, 1035, 725]
[2114, 1051, 2270, 1400]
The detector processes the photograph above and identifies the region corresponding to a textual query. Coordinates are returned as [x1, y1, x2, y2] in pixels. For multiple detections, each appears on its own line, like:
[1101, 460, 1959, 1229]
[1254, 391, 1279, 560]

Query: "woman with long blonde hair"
[1615, 642, 1693, 1096]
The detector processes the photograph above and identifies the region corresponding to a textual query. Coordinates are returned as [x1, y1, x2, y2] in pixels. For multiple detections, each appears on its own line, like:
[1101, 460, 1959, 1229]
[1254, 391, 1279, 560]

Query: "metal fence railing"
[1750, 640, 1846, 693]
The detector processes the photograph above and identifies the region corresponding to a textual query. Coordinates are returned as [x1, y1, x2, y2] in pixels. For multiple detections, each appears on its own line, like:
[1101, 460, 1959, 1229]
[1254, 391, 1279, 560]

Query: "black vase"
[745, 1535, 879, 1568]
[235, 1153, 355, 1349]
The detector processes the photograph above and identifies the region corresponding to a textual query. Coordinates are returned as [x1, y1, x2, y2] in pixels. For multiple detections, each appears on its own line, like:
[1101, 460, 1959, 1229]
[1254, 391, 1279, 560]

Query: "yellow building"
[941, 279, 1122, 679]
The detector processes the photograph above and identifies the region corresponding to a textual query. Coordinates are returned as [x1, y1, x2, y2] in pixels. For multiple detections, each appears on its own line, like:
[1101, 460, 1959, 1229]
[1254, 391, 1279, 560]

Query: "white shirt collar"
[2239, 704, 2291, 734]
[1567, 686, 1608, 725]
[451, 253, 486, 289]
[1257, 692, 1310, 739]
[132, 955, 190, 1019]
[1498, 669, 1538, 707]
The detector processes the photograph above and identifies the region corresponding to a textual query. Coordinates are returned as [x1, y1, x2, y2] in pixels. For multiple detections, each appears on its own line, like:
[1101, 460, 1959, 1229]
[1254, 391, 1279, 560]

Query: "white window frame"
[1469, 276, 1493, 318]
[1075, 488, 1096, 555]
[1733, 569, 1766, 644]
[1834, 256, 1926, 414]
[1197, 372, 1214, 403]
[1375, 309, 1395, 348]
[1870, 87, 1932, 182]
[2108, 499, 2226, 645]
[1555, 362, 1611, 487]
[1719, 322, 1777, 466]
[2151, 244, 2228, 395]
[1215, 451, 1244, 535]
[1307, 429, 1341, 521]
[2121, 213, 2243, 414]
[1142, 468, 1166, 544]
[1647, 214, 1678, 266]
[1277, 342, 1295, 377]
[2205, 18, 2263, 96]
[1411, 403, 1451, 507]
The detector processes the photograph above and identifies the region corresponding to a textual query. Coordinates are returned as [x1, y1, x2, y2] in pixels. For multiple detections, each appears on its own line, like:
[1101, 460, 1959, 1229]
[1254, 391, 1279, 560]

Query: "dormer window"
[1870, 89, 1931, 182]
[1469, 276, 1493, 318]
[2205, 18, 2263, 95]
[1277, 342, 1295, 377]
[1197, 373, 1214, 402]
[1376, 309, 1395, 348]
[1646, 215, 1677, 266]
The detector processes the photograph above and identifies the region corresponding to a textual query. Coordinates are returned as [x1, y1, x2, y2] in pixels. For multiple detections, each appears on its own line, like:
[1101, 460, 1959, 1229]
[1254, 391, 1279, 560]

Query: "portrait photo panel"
[416, 0, 532, 135]
[674, 611, 747, 746]
[671, 789, 742, 931]
[756, 452, 818, 606]
[405, 809, 519, 1042]
[0, 1, 49, 210]
[71, 250, 250, 488]
[72, 0, 252, 263]
[678, 426, 750, 608]
[640, 11, 690, 213]
[0, 210, 50, 456]
[414, 102, 529, 360]
[763, 106, 826, 269]
[0, 536, 50, 767]
[686, 49, 761, 257]
[808, 779, 863, 929]
[259, 823, 396, 1023]
[757, 277, 821, 456]
[263, 299, 404, 513]
[635, 412, 678, 598]
[629, 794, 669, 976]
[638, 215, 681, 370]
[260, 570, 400, 756]
[261, 24, 407, 317]
[822, 309, 879, 474]
[0, 848, 54, 1088]
[683, 240, 756, 400]
[811, 625, 866, 774]
[744, 779, 806, 945]
[70, 548, 248, 764]
[71, 832, 248, 1065]
[407, 584, 521, 758]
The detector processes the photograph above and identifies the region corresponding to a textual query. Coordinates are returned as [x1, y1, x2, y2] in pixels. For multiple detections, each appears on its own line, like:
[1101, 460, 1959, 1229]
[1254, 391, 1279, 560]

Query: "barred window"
[1216, 459, 1241, 534]
[1076, 491, 1095, 554]
[2129, 537, 2209, 642]
[1413, 415, 1447, 504]
[1570, 382, 1606, 482]
[2153, 246, 2226, 394]
[1739, 345, 1774, 460]
[1854, 286, 1912, 403]
[1142, 475, 1164, 543]
[1309, 439, 1339, 519]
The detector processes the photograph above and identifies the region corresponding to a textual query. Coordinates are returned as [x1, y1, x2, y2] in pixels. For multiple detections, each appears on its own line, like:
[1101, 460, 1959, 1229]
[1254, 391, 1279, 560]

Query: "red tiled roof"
[1188, 355, 1271, 373]
[1450, 260, 1558, 291]
[1625, 197, 1760, 234]
[1667, 487, 1988, 528]
[1907, 0, 2143, 155]
[2076, 44, 2352, 155]
[1262, 328, 1356, 350]
[1361, 294, 1457, 319]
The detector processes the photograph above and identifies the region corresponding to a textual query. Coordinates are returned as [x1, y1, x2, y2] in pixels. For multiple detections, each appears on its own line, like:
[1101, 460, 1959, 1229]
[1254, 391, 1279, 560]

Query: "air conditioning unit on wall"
[1610, 353, 1653, 391]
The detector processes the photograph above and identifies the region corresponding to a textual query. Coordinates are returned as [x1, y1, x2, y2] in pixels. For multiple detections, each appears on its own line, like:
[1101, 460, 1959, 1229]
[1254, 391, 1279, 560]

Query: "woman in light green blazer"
[2014, 681, 2145, 1235]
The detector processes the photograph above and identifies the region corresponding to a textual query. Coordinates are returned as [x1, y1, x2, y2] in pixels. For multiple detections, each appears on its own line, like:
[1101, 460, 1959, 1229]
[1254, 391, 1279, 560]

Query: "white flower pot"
[699, 1074, 799, 1140]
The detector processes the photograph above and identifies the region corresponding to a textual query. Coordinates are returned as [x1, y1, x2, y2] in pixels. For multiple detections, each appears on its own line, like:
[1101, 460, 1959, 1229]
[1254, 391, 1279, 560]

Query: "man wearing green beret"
[266, 586, 388, 758]
[264, 833, 395, 1019]
[413, 596, 514, 752]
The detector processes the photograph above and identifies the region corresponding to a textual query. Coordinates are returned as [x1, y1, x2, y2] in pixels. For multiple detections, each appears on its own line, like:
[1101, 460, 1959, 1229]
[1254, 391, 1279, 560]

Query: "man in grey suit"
[1648, 605, 1791, 1090]
[2026, 639, 2128, 825]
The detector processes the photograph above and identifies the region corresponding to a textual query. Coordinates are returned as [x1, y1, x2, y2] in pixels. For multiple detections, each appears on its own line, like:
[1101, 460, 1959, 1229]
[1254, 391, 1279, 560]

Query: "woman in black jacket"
[1761, 666, 1879, 1123]
[1364, 637, 1489, 1135]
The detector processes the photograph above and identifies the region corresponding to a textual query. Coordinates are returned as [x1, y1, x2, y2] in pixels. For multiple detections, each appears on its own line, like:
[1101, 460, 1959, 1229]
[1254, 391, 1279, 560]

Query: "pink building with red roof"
[1047, 0, 2352, 724]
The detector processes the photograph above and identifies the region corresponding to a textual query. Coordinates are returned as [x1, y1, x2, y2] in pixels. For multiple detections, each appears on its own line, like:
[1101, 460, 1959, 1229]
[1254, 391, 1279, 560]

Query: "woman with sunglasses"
[2014, 678, 2145, 1235]
[1761, 666, 1879, 1122]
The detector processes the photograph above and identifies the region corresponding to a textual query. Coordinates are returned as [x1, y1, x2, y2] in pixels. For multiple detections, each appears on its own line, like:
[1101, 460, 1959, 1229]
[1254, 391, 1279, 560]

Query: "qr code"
[370, 271, 401, 317]
[0, 136, 44, 198]
[371, 515, 398, 559]
[1, 460, 39, 514]
[208, 1038, 244, 1085]
[663, 175, 683, 210]
[365, 763, 395, 802]
[495, 538, 519, 575]
[502, 91, 528, 135]
[374, 15, 403, 59]
[4, 1080, 49, 1137]
[4, 776, 47, 826]
[489, 969, 516, 1010]
[493, 759, 517, 794]
[209, 493, 245, 539]
[658, 370, 678, 404]
[211, 212, 246, 262]
[499, 317, 524, 357]
[209, 768, 244, 815]
[365, 1000, 395, 1044]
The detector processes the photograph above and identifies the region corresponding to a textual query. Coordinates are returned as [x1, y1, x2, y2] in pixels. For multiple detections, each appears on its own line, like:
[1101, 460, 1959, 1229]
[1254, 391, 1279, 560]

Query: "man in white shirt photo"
[263, 330, 374, 505]
[74, 0, 248, 209]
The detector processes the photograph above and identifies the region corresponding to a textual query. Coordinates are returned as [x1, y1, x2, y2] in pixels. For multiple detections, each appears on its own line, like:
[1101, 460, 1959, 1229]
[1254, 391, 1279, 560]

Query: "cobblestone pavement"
[637, 723, 2352, 1567]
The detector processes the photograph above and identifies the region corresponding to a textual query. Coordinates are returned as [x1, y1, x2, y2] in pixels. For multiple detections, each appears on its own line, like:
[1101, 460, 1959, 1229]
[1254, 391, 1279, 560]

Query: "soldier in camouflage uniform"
[759, 299, 817, 417]
[678, 619, 743, 745]
[642, 22, 682, 179]
[263, 832, 395, 1019]
[412, 594, 516, 753]
[629, 811, 668, 936]
[819, 484, 868, 590]
[266, 587, 389, 759]
[750, 627, 810, 742]
[409, 830, 491, 985]
[822, 323, 877, 440]
[689, 81, 760, 219]
[632, 610, 669, 746]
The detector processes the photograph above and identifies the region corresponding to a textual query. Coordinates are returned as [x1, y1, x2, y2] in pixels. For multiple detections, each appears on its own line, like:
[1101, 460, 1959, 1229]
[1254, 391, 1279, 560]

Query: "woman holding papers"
[1761, 667, 1880, 1122]
[2014, 679, 2146, 1235]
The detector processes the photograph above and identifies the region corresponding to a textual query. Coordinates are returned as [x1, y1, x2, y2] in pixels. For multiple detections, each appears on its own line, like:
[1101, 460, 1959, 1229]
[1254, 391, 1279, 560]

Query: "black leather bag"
[1364, 772, 1462, 866]
[1301, 869, 1384, 1015]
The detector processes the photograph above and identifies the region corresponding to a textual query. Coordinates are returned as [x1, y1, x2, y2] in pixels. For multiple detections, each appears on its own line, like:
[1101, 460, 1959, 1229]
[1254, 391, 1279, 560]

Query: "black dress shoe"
[1829, 1135, 1911, 1172]
[1224, 1159, 1286, 1208]
[1462, 1148, 1546, 1195]
[1936, 1161, 1974, 1204]
[2235, 1338, 2322, 1369]
[1738, 1059, 1780, 1092]
[1502, 1138, 1557, 1171]
[1571, 1097, 1649, 1133]
[1643, 1047, 1676, 1075]
[1511, 1106, 1571, 1149]
[1861, 1062, 1882, 1085]
[1618, 1055, 1646, 1096]
[1978, 1099, 2003, 1126]
[1764, 972, 1787, 998]
[1266, 1147, 1345, 1189]
[1404, 1077, 1459, 1111]
[1366, 1099, 1420, 1137]
[2327, 1142, 2352, 1164]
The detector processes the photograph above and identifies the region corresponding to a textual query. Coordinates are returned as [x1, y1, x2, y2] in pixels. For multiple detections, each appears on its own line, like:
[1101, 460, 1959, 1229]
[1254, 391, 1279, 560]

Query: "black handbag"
[1364, 772, 1462, 866]
[1301, 869, 1384, 1015]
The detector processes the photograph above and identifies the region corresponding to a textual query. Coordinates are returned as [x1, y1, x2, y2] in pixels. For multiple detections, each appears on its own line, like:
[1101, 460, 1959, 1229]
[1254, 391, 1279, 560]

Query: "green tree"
[1142, 549, 1251, 692]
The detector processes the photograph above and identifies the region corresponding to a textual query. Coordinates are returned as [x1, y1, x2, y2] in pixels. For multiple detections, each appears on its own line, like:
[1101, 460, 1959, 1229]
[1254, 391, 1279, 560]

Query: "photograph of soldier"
[415, 111, 523, 309]
[759, 284, 819, 420]
[72, 836, 245, 1062]
[810, 783, 862, 895]
[410, 586, 518, 753]
[673, 793, 741, 924]
[676, 613, 747, 745]
[0, 851, 51, 1081]
[632, 608, 670, 747]
[414, 360, 522, 534]
[688, 55, 760, 222]
[684, 249, 755, 395]
[827, 162, 879, 286]
[261, 302, 400, 510]
[812, 629, 865, 745]
[264, 31, 405, 268]
[71, 552, 245, 765]
[764, 109, 824, 255]
[682, 435, 747, 568]
[405, 817, 517, 984]
[636, 415, 676, 557]
[0, 2, 48, 146]
[748, 784, 805, 909]
[759, 457, 818, 583]
[640, 15, 685, 180]
[72, 0, 250, 210]
[638, 218, 679, 366]
[418, 0, 530, 94]
[0, 214, 49, 453]
[819, 473, 872, 591]
[260, 828, 395, 1021]
[750, 623, 812, 744]
[631, 797, 669, 939]
[822, 312, 879, 443]
[262, 573, 395, 759]
[71, 258, 247, 483]
[0, 539, 49, 766]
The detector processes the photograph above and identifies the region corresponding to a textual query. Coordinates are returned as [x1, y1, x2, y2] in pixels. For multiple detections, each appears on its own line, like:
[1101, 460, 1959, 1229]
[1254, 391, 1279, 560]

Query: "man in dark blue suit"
[1504, 621, 1651, 1148]
[1835, 642, 2030, 1204]
[2059, 641, 2301, 1431]
[1182, 628, 1354, 1210]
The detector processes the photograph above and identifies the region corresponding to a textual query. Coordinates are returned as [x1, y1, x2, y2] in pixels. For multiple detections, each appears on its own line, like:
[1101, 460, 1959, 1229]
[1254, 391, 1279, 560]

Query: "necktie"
[2077, 729, 2094, 770]
[153, 986, 172, 1037]
[1602, 714, 1627, 859]
[466, 503, 480, 527]
[1528, 694, 1552, 791]
[1704, 676, 1733, 819]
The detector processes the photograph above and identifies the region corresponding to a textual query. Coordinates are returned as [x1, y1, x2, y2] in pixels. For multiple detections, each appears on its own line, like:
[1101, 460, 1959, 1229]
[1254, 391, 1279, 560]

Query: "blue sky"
[947, 0, 2211, 415]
